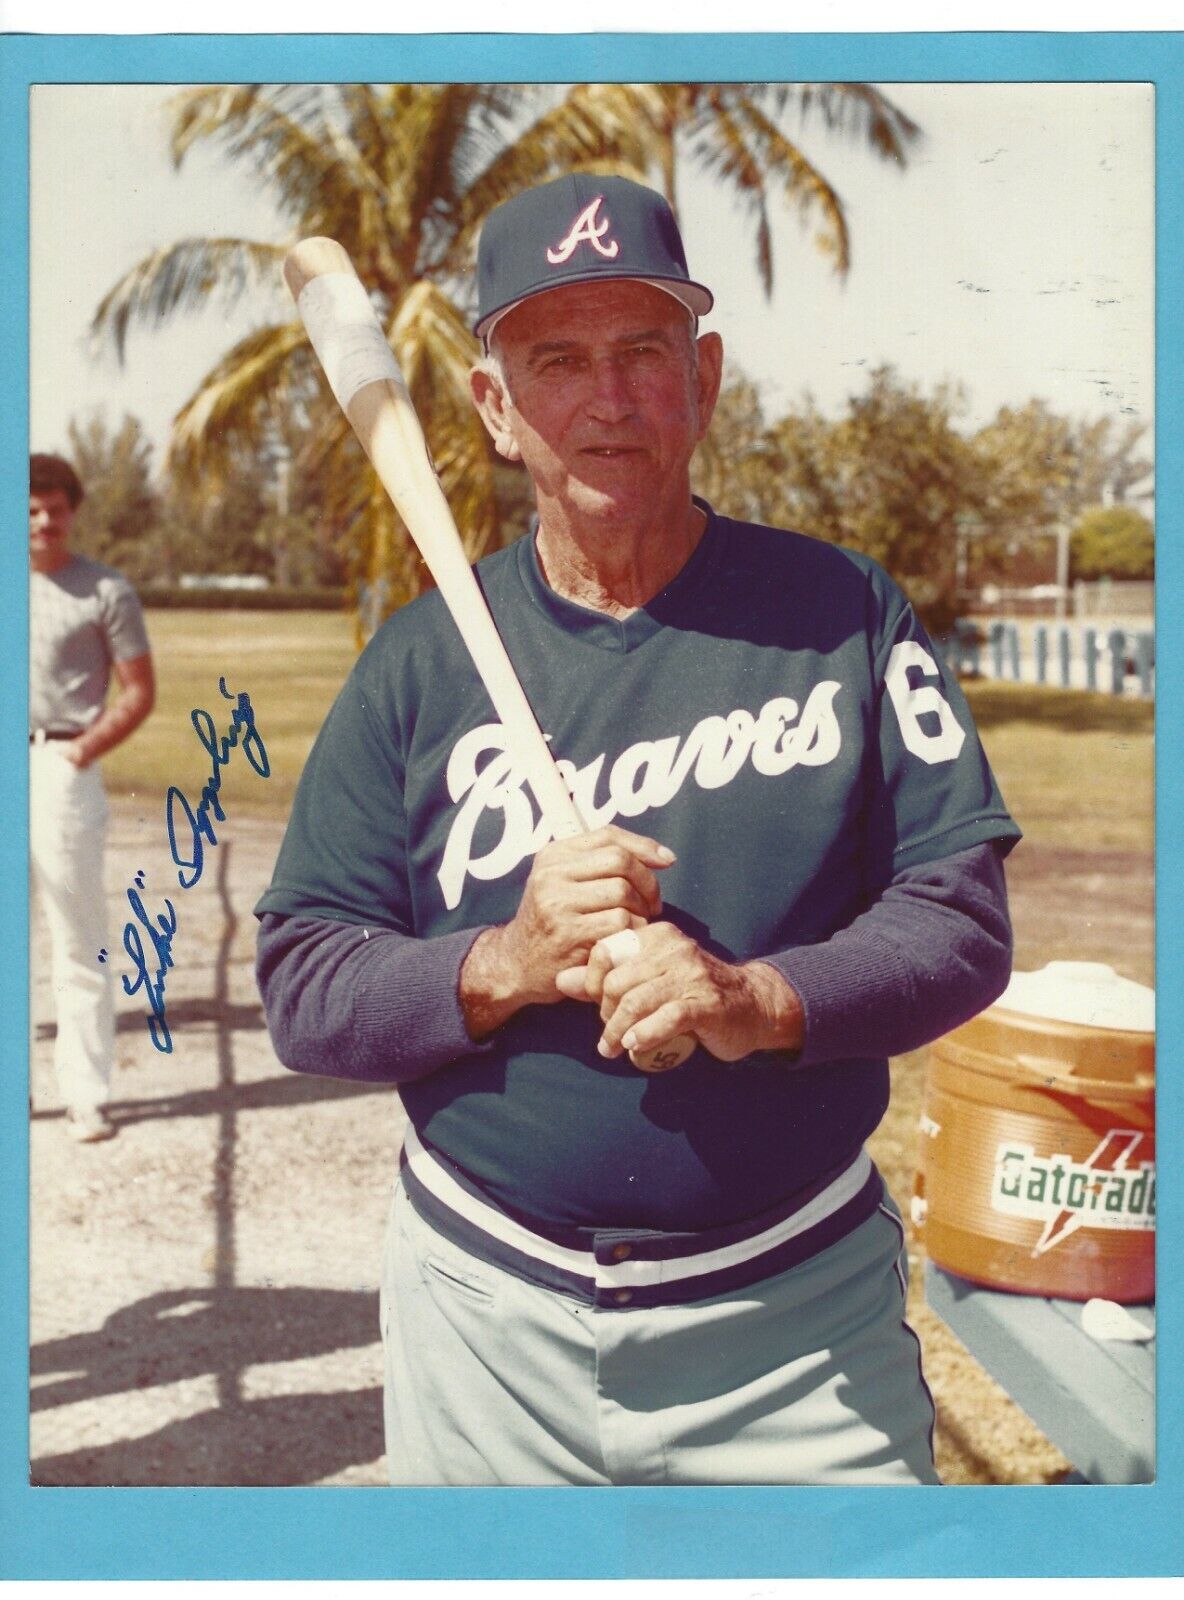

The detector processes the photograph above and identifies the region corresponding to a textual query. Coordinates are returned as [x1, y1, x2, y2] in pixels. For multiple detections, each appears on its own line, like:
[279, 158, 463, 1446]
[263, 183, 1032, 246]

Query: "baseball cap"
[474, 173, 714, 345]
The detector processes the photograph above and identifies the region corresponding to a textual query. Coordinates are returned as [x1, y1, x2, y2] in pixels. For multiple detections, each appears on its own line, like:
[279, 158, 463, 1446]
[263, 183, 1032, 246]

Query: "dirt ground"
[29, 799, 1153, 1487]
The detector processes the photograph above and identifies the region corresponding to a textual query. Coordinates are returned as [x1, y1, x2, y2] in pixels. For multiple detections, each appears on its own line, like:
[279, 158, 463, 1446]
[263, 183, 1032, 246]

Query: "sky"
[28, 79, 1154, 470]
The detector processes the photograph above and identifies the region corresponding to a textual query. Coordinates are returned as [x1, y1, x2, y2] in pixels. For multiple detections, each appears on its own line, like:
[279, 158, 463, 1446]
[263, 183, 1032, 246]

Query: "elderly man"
[257, 174, 1019, 1485]
[30, 453, 154, 1141]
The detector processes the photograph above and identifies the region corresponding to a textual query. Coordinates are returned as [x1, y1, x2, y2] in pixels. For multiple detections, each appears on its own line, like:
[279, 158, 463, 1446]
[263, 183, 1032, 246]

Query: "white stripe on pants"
[380, 1175, 940, 1486]
[29, 744, 114, 1111]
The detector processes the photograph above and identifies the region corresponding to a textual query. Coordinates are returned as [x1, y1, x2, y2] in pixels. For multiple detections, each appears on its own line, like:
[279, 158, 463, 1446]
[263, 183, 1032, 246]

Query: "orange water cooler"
[914, 962, 1155, 1303]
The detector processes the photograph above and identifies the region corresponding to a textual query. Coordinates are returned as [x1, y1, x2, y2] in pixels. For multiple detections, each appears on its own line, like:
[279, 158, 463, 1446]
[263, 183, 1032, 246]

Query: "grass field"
[964, 678, 1154, 853]
[102, 610, 358, 822]
[106, 609, 1156, 860]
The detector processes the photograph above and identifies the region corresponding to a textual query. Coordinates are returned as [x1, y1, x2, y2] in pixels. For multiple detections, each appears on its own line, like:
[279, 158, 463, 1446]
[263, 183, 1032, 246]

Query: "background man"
[257, 175, 1020, 1484]
[30, 453, 155, 1142]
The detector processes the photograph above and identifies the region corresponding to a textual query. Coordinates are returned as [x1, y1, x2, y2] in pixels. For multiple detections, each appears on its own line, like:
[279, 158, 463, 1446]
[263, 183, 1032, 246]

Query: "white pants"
[29, 743, 114, 1110]
[382, 1175, 940, 1486]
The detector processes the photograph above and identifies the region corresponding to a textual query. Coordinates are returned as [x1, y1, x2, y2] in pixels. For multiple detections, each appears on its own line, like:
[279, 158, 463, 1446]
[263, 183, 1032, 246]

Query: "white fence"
[944, 619, 1155, 699]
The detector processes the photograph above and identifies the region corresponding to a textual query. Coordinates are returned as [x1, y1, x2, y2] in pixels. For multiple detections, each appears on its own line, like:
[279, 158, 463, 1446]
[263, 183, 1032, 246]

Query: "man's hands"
[556, 923, 805, 1070]
[459, 826, 675, 1039]
[459, 821, 805, 1069]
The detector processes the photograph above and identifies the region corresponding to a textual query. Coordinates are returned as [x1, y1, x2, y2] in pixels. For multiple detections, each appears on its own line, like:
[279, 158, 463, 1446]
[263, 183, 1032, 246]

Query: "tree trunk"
[660, 120, 678, 221]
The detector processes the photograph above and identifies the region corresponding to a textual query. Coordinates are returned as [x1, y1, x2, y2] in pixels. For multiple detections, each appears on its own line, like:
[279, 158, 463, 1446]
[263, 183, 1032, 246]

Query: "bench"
[925, 1261, 1155, 1484]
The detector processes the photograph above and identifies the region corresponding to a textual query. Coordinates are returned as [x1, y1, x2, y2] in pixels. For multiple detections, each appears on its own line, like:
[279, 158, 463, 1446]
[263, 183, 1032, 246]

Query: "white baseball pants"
[380, 1173, 940, 1487]
[29, 743, 114, 1111]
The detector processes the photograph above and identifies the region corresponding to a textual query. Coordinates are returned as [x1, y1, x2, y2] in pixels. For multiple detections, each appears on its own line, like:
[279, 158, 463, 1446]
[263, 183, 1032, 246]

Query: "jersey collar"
[514, 496, 724, 654]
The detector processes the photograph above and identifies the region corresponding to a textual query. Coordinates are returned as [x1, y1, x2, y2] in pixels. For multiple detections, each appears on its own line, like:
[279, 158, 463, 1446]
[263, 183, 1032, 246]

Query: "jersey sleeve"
[255, 667, 415, 930]
[98, 573, 151, 662]
[866, 571, 1021, 875]
[763, 840, 1014, 1067]
[256, 912, 493, 1085]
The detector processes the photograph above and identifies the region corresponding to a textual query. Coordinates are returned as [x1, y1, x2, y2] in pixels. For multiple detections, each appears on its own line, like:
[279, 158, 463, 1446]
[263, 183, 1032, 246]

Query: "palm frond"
[90, 238, 288, 361]
[167, 320, 312, 477]
[391, 279, 480, 399]
[391, 282, 499, 564]
[729, 96, 851, 276]
[442, 84, 666, 271]
[687, 99, 779, 294]
[168, 84, 389, 235]
[776, 83, 921, 166]
[445, 84, 549, 192]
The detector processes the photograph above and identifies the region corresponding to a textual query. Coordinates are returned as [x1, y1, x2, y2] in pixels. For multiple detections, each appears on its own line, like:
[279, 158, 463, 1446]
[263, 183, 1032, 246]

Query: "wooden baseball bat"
[284, 238, 694, 1073]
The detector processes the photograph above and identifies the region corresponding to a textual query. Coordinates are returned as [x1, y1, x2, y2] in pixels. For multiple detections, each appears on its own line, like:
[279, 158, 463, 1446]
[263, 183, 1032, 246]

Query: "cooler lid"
[996, 962, 1155, 1033]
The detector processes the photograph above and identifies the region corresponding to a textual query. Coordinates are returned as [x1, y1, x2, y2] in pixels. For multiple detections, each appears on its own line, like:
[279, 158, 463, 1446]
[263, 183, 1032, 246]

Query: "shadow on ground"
[30, 1286, 385, 1486]
[37, 997, 268, 1043]
[31, 1071, 399, 1127]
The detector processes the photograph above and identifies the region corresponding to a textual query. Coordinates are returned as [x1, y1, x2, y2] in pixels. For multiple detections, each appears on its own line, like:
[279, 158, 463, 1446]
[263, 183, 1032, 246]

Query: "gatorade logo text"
[991, 1131, 1155, 1256]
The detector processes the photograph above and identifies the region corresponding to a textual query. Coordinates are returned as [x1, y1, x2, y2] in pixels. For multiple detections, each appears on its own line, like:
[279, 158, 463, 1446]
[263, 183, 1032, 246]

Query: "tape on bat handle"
[297, 272, 406, 411]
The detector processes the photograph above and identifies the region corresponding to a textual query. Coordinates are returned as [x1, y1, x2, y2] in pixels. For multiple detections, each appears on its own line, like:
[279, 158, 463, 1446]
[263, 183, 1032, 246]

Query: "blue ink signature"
[104, 679, 270, 1054]
[166, 677, 270, 891]
[120, 878, 178, 1055]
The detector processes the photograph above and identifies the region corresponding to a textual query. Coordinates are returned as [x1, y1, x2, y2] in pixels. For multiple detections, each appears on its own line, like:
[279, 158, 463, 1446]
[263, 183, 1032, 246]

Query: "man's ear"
[694, 331, 725, 440]
[470, 366, 521, 462]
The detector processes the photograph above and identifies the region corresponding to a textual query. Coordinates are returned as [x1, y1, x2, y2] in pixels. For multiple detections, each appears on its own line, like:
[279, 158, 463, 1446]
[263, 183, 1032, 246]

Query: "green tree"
[66, 411, 165, 584]
[1071, 504, 1155, 581]
[764, 367, 985, 630]
[694, 368, 1155, 623]
[973, 401, 1078, 539]
[91, 82, 921, 630]
[967, 403, 1154, 591]
[159, 435, 273, 581]
[693, 372, 784, 526]
[1071, 416, 1153, 509]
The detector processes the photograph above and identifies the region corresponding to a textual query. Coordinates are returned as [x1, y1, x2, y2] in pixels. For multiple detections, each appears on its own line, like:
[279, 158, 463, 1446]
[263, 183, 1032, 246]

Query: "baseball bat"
[284, 238, 694, 1072]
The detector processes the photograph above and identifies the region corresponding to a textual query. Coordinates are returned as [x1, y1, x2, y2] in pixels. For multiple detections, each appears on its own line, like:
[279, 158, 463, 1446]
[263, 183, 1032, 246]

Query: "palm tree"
[91, 81, 919, 629]
[642, 83, 919, 287]
[430, 82, 917, 302]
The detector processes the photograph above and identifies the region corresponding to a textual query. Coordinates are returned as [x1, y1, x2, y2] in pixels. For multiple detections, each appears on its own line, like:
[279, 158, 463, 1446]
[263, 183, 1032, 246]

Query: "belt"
[30, 728, 82, 744]
[399, 1124, 882, 1310]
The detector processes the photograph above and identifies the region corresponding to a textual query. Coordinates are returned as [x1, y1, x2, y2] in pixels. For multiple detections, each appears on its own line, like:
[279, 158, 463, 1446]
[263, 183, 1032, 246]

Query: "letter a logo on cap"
[546, 197, 621, 265]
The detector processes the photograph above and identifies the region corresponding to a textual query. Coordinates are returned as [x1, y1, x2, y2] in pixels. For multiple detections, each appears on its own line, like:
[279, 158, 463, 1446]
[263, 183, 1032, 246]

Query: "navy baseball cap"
[474, 173, 714, 345]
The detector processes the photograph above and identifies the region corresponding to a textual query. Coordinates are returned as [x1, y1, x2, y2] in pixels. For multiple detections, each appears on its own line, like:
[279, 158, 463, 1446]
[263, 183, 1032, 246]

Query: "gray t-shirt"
[29, 553, 150, 733]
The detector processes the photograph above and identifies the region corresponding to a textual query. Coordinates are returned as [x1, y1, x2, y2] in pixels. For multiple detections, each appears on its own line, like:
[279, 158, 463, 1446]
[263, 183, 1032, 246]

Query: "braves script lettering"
[437, 682, 843, 909]
[546, 197, 620, 264]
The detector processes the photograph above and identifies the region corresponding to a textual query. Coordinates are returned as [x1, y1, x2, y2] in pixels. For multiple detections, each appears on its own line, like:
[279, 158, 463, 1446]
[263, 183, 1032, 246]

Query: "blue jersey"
[258, 502, 1019, 1231]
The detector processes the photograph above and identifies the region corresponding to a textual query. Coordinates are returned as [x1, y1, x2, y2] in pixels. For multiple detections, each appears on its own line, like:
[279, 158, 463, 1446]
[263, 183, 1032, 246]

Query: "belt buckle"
[30, 729, 48, 746]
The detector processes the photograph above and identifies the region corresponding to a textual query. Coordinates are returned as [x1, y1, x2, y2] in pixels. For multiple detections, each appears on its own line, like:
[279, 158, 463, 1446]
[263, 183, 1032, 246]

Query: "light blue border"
[2, 29, 1179, 1581]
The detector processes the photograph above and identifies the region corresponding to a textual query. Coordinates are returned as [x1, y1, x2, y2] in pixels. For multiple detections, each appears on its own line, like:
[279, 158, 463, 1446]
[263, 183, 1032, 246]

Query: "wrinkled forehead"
[492, 278, 696, 356]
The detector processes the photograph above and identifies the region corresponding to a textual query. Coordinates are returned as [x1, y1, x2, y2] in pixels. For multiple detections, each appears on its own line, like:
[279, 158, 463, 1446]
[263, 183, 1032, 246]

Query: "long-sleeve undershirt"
[256, 839, 1012, 1085]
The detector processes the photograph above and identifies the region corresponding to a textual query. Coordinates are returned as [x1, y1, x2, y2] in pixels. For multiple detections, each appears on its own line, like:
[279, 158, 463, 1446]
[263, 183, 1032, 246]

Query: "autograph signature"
[106, 679, 270, 1054]
[167, 678, 271, 891]
[116, 872, 178, 1054]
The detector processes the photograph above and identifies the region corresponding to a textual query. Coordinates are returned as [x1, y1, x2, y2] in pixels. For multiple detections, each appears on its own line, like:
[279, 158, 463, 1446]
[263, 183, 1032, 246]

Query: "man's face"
[477, 279, 722, 530]
[29, 489, 75, 571]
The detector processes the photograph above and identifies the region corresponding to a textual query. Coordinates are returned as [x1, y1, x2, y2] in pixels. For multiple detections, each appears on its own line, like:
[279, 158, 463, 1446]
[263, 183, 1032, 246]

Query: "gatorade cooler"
[914, 962, 1155, 1303]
